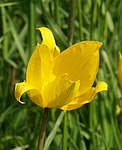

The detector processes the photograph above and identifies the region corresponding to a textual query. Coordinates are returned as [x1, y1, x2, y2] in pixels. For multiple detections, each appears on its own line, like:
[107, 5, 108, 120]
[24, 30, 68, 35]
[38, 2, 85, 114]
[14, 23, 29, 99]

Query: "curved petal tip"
[95, 81, 108, 93]
[15, 81, 35, 104]
[36, 27, 60, 56]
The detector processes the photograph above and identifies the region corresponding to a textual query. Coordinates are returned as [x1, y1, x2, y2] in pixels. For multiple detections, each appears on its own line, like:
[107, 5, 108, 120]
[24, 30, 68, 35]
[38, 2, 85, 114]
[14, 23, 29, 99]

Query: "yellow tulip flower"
[15, 27, 108, 110]
[118, 53, 122, 89]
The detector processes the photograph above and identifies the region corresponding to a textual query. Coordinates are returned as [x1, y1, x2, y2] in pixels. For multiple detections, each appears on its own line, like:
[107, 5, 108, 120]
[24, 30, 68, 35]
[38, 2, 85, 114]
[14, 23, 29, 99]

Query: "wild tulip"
[15, 27, 108, 110]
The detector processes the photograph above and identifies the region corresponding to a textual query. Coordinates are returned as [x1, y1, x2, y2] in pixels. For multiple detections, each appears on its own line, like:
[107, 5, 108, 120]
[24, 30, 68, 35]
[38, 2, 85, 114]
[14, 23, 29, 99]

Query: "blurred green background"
[0, 0, 122, 149]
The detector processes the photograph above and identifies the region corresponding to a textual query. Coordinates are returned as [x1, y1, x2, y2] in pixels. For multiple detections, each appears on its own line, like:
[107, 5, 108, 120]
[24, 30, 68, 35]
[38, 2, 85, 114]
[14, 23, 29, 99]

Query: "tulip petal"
[26, 43, 54, 91]
[41, 78, 80, 108]
[36, 27, 60, 57]
[59, 81, 108, 110]
[54, 41, 102, 94]
[15, 81, 44, 107]
[15, 81, 33, 104]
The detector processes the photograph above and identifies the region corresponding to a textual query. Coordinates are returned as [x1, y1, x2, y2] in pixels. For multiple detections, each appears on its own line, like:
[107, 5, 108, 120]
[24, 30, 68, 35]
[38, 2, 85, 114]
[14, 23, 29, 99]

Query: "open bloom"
[15, 27, 108, 110]
[118, 53, 122, 89]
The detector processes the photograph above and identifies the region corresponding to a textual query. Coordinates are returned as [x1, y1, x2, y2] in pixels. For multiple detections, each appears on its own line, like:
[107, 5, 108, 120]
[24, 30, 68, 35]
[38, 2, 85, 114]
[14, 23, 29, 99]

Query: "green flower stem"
[67, 0, 76, 46]
[38, 108, 49, 150]
[29, 0, 36, 55]
[77, 0, 84, 40]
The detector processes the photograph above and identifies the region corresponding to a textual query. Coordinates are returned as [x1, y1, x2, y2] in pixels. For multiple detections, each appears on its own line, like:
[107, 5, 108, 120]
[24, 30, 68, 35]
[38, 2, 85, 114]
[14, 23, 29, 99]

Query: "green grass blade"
[1, 7, 9, 58]
[63, 113, 67, 150]
[44, 111, 65, 150]
[7, 14, 27, 65]
[0, 2, 18, 7]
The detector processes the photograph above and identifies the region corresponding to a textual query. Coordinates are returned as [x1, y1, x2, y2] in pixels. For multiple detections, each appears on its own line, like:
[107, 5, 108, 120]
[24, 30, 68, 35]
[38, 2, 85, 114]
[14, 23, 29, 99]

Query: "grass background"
[0, 0, 122, 149]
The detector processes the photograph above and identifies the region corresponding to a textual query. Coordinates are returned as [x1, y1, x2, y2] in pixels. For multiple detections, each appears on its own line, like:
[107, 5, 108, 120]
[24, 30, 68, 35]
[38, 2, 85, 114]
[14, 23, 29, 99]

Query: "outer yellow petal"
[26, 43, 54, 91]
[15, 81, 44, 107]
[36, 27, 60, 57]
[59, 81, 108, 110]
[41, 78, 80, 108]
[15, 82, 33, 104]
[54, 41, 102, 94]
[118, 54, 122, 88]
